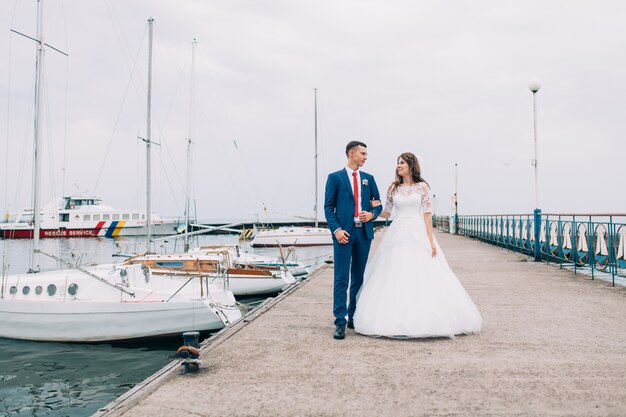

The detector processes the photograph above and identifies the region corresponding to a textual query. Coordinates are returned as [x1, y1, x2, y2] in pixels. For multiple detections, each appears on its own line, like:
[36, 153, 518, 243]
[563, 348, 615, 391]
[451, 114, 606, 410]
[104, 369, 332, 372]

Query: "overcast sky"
[1, 0, 625, 223]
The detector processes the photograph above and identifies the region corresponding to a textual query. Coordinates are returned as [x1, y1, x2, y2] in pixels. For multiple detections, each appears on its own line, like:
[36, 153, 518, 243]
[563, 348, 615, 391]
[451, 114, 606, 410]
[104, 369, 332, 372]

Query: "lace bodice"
[384, 182, 432, 217]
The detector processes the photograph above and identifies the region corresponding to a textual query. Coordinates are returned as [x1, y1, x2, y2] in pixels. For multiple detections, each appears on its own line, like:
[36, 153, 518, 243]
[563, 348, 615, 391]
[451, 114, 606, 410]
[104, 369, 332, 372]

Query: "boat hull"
[0, 299, 224, 342]
[126, 253, 297, 296]
[214, 274, 295, 296]
[1, 221, 178, 239]
[250, 227, 333, 247]
[0, 264, 242, 342]
[146, 271, 295, 296]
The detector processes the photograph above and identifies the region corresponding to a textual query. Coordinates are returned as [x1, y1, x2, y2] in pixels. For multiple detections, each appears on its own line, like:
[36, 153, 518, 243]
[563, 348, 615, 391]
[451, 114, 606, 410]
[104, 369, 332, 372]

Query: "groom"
[324, 141, 382, 340]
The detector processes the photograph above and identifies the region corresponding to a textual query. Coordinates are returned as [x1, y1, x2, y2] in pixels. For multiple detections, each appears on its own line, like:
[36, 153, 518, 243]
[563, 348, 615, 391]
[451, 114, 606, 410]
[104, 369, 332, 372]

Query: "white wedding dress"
[353, 182, 482, 338]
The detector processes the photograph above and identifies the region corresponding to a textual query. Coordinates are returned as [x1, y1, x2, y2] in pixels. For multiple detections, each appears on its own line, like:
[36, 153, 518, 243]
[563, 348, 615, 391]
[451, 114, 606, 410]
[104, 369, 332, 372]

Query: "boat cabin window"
[103, 214, 110, 220]
[9, 286, 17, 295]
[47, 284, 57, 296]
[35, 286, 42, 295]
[142, 214, 145, 220]
[21, 214, 34, 224]
[122, 214, 129, 220]
[60, 213, 69, 222]
[93, 214, 101, 221]
[22, 286, 30, 295]
[113, 214, 120, 220]
[156, 261, 185, 268]
[84, 215, 91, 221]
[68, 283, 79, 296]
[132, 214, 139, 220]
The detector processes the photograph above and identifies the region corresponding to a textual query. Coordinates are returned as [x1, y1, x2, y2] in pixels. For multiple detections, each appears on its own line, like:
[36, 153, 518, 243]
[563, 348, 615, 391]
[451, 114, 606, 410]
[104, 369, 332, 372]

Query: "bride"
[353, 152, 482, 338]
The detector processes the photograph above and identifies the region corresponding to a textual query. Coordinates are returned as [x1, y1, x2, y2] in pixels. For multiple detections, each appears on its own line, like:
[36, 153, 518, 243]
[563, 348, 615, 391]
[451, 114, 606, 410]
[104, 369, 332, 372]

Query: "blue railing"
[433, 215, 450, 233]
[442, 213, 626, 286]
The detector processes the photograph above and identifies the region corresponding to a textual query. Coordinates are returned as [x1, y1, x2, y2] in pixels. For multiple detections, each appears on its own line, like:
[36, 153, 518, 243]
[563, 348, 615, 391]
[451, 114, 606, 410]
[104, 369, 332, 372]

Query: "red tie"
[352, 171, 359, 217]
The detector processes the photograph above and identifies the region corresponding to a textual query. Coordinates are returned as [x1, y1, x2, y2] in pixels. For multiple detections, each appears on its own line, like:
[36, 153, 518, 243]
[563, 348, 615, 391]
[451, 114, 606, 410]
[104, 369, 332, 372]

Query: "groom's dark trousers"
[332, 226, 371, 325]
[324, 169, 382, 327]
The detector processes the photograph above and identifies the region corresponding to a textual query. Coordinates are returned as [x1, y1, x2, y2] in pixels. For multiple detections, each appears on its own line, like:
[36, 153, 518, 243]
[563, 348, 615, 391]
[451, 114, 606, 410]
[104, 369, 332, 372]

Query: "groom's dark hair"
[345, 140, 367, 156]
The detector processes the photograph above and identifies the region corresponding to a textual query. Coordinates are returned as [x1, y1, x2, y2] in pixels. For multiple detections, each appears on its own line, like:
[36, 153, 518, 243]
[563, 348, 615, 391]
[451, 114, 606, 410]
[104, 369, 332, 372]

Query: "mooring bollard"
[182, 331, 200, 348]
[177, 331, 201, 373]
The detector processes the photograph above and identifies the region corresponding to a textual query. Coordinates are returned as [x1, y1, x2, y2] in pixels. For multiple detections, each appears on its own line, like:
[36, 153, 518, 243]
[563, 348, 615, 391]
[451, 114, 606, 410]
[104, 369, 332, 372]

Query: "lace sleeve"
[418, 182, 432, 213]
[383, 184, 394, 213]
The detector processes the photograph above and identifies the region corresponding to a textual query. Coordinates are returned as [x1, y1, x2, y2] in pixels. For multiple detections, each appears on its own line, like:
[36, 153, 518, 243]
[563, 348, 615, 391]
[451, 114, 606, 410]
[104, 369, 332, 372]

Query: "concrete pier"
[96, 229, 626, 417]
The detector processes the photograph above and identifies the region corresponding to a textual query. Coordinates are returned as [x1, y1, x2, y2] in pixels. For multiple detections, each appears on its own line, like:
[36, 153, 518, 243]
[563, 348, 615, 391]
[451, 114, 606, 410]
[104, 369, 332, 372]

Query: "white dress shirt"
[345, 166, 362, 222]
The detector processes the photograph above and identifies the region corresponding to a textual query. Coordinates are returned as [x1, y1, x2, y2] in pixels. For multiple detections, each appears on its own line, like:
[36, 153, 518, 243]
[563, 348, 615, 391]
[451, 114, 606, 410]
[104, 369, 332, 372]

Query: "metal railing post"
[533, 208, 542, 261]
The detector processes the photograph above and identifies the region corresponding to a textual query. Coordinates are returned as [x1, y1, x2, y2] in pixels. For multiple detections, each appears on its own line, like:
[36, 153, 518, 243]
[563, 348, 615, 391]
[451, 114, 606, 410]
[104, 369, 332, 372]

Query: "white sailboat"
[0, 12, 241, 342]
[219, 244, 312, 277]
[0, 263, 239, 342]
[251, 89, 332, 247]
[124, 40, 297, 295]
[124, 247, 296, 296]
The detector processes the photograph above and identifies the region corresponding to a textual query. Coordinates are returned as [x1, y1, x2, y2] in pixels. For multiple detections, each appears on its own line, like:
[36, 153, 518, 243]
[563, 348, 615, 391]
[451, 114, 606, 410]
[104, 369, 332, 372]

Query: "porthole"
[22, 286, 30, 295]
[9, 286, 17, 295]
[67, 283, 78, 296]
[47, 284, 57, 296]
[35, 286, 43, 295]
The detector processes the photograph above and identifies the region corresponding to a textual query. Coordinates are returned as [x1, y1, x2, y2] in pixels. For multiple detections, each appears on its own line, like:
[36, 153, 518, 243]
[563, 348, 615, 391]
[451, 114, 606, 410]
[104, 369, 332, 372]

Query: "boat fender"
[176, 345, 200, 359]
[176, 344, 202, 373]
[141, 264, 150, 282]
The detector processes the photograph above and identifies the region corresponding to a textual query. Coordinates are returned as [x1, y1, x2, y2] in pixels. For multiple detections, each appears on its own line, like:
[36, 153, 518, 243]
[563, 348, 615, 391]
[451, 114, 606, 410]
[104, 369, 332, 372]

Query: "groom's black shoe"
[347, 318, 354, 329]
[333, 325, 346, 340]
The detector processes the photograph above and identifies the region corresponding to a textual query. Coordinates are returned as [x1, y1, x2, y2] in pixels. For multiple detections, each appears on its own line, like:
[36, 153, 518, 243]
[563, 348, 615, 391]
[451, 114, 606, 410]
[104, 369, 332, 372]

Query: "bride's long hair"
[391, 152, 429, 194]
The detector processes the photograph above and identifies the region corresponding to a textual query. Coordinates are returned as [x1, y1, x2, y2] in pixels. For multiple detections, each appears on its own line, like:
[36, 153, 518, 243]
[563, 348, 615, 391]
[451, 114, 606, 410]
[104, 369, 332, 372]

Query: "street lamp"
[528, 81, 541, 261]
[454, 162, 458, 235]
[528, 81, 540, 209]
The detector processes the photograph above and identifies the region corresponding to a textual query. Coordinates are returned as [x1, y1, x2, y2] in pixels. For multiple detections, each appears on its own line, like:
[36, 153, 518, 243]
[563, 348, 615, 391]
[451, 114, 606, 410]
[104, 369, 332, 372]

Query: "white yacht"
[0, 263, 241, 342]
[1, 196, 179, 239]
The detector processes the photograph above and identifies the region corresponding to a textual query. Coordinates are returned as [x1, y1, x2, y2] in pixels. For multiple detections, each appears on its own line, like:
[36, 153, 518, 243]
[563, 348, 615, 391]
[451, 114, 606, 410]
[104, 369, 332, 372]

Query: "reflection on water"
[0, 234, 332, 416]
[0, 338, 176, 417]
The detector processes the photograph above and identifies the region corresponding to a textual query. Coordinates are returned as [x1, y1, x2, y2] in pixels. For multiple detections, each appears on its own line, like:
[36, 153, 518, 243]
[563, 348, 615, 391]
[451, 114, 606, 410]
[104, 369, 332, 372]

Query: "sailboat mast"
[145, 18, 154, 252]
[184, 38, 197, 252]
[314, 88, 318, 228]
[30, 0, 45, 273]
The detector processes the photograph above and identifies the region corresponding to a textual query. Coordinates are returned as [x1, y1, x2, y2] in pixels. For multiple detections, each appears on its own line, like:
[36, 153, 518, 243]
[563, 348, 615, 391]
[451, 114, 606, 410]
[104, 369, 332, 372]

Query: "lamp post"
[454, 162, 458, 235]
[528, 81, 541, 261]
[528, 82, 540, 209]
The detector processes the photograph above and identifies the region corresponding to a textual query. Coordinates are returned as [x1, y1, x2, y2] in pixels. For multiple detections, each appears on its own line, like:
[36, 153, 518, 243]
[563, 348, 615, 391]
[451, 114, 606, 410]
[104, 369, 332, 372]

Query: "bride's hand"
[370, 199, 381, 208]
[431, 244, 437, 258]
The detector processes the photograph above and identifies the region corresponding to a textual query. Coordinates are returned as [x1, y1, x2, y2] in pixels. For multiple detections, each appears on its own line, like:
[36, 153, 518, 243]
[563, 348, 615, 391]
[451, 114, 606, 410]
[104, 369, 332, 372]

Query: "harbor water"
[0, 234, 332, 416]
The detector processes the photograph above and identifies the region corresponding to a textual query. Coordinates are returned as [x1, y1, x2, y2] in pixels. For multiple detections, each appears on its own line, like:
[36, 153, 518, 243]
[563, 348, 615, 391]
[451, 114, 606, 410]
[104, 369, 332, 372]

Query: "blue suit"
[324, 169, 382, 326]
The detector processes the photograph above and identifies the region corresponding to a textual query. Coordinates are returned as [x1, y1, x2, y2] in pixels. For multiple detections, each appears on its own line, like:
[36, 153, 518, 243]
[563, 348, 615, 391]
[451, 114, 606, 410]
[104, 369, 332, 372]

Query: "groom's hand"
[334, 229, 350, 244]
[359, 211, 374, 222]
